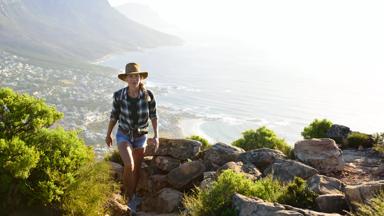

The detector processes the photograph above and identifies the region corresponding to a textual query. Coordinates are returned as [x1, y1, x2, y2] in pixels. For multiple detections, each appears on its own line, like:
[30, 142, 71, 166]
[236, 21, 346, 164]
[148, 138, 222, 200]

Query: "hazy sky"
[108, 0, 384, 77]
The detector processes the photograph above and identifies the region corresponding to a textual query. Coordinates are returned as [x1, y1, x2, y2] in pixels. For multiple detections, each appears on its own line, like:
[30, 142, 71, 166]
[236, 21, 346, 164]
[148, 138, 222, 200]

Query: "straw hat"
[118, 63, 148, 81]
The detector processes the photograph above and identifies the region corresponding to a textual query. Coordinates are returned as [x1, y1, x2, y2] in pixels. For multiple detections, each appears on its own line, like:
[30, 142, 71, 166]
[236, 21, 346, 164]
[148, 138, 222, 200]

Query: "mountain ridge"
[0, 0, 183, 62]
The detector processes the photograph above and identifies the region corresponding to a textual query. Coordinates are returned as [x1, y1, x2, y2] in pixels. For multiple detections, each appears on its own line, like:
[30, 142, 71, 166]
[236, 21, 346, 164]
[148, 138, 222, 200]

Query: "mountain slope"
[0, 0, 183, 61]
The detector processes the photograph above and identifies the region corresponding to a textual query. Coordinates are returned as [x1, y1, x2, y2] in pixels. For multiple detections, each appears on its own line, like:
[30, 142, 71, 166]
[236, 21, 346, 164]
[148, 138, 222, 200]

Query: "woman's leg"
[117, 141, 135, 199]
[132, 148, 145, 193]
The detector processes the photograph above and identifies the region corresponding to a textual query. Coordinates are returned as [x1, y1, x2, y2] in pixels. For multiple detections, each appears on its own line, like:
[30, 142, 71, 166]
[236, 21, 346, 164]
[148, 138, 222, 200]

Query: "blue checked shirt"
[110, 87, 157, 131]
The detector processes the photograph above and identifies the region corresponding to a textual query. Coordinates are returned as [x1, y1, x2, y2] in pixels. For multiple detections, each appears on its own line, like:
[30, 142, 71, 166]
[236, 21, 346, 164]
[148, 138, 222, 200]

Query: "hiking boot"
[127, 194, 141, 215]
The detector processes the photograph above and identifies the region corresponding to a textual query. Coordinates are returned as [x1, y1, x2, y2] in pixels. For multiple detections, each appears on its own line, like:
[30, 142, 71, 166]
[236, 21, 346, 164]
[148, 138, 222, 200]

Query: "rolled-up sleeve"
[148, 90, 157, 119]
[110, 92, 120, 121]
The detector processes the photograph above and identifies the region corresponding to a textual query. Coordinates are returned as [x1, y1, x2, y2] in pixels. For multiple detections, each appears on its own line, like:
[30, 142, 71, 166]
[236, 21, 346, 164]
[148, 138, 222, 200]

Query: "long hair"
[139, 76, 150, 101]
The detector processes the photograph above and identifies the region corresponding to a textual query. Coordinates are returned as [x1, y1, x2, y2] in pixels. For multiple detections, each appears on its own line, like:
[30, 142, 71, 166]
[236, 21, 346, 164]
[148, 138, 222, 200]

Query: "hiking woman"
[105, 63, 159, 213]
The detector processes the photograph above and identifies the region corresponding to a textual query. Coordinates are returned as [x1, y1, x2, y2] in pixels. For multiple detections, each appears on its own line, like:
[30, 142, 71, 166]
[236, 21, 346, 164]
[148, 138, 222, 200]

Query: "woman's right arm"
[105, 118, 117, 147]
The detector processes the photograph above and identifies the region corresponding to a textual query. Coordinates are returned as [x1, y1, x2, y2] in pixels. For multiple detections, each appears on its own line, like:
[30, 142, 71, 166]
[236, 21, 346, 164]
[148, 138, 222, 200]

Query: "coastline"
[179, 118, 216, 144]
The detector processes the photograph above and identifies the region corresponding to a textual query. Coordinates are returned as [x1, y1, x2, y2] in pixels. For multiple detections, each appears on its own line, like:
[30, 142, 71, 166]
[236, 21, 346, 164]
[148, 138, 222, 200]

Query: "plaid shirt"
[110, 87, 157, 131]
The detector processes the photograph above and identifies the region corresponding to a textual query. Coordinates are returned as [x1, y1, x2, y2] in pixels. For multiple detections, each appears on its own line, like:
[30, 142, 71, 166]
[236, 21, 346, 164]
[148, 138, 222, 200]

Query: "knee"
[124, 163, 134, 172]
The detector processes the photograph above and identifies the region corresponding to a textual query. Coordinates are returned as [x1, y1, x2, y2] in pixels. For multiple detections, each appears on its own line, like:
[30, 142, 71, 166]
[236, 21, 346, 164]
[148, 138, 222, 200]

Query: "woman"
[105, 63, 159, 214]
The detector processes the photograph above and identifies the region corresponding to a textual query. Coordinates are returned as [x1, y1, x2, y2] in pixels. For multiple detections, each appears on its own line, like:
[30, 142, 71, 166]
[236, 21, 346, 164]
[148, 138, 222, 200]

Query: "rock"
[307, 174, 344, 195]
[167, 160, 205, 189]
[315, 194, 348, 214]
[109, 161, 124, 182]
[264, 159, 318, 183]
[237, 148, 286, 171]
[153, 156, 181, 172]
[294, 139, 344, 174]
[150, 174, 169, 192]
[203, 142, 245, 170]
[107, 193, 129, 216]
[141, 188, 183, 213]
[233, 193, 341, 216]
[326, 124, 351, 144]
[136, 163, 153, 196]
[217, 161, 262, 180]
[344, 180, 384, 208]
[145, 138, 202, 160]
[200, 171, 216, 189]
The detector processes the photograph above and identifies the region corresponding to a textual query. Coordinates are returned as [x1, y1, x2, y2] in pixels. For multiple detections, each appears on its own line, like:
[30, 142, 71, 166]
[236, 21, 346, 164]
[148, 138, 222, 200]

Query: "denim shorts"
[116, 129, 147, 149]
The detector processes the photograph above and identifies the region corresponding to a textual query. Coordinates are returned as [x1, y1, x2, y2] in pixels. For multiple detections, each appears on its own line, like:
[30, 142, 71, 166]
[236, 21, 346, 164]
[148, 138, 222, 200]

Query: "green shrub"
[0, 88, 115, 214]
[372, 133, 384, 154]
[301, 119, 333, 139]
[278, 177, 317, 209]
[232, 126, 292, 156]
[104, 149, 123, 166]
[187, 135, 211, 151]
[61, 161, 119, 216]
[347, 132, 374, 148]
[182, 170, 317, 216]
[348, 191, 384, 216]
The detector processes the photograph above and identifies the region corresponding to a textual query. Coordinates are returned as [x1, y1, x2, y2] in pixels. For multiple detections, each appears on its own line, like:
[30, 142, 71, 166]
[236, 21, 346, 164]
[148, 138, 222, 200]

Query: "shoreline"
[179, 118, 216, 144]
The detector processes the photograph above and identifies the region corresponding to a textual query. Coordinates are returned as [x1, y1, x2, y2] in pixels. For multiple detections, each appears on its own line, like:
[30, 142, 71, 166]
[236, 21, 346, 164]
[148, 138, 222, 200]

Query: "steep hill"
[0, 0, 183, 62]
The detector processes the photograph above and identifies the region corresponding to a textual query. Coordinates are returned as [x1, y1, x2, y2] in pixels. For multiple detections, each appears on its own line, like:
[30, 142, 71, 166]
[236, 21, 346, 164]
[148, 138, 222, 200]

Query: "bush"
[301, 119, 333, 139]
[0, 88, 115, 214]
[104, 149, 123, 166]
[182, 170, 317, 216]
[348, 191, 384, 216]
[61, 161, 119, 216]
[347, 132, 374, 148]
[187, 135, 211, 151]
[232, 126, 292, 156]
[372, 133, 384, 154]
[278, 177, 317, 209]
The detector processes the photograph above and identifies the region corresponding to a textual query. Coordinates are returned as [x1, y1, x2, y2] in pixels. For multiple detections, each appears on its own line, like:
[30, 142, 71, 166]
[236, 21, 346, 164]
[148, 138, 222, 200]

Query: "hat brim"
[118, 72, 148, 81]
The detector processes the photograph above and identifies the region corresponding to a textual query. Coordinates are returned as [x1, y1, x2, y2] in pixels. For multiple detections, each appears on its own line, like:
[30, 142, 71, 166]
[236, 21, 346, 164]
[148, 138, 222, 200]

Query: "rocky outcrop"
[153, 156, 181, 172]
[326, 124, 351, 144]
[217, 161, 261, 180]
[344, 180, 384, 207]
[237, 148, 286, 171]
[315, 194, 348, 214]
[141, 188, 183, 213]
[145, 138, 202, 160]
[264, 159, 318, 183]
[203, 142, 245, 170]
[166, 160, 205, 189]
[307, 174, 344, 195]
[294, 139, 344, 174]
[232, 193, 341, 216]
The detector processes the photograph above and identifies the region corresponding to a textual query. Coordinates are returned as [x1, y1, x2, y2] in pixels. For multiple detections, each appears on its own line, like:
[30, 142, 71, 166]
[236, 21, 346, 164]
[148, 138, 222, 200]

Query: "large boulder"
[145, 138, 202, 160]
[344, 180, 384, 207]
[307, 174, 345, 195]
[203, 142, 245, 170]
[264, 159, 318, 183]
[200, 171, 216, 189]
[237, 148, 286, 171]
[217, 161, 262, 180]
[232, 193, 341, 216]
[315, 194, 348, 214]
[153, 156, 181, 172]
[294, 139, 344, 174]
[326, 124, 351, 144]
[150, 174, 169, 192]
[140, 188, 183, 213]
[167, 160, 205, 189]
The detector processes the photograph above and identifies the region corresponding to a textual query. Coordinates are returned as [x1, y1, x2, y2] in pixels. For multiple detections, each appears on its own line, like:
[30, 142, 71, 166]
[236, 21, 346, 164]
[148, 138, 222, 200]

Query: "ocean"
[99, 38, 383, 145]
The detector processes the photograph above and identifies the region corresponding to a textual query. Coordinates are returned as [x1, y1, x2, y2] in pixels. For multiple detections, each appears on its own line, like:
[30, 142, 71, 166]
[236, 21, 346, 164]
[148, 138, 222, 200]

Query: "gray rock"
[294, 139, 344, 174]
[238, 148, 286, 171]
[307, 174, 345, 195]
[200, 171, 216, 189]
[141, 188, 183, 213]
[344, 180, 384, 208]
[153, 156, 181, 172]
[145, 138, 202, 160]
[326, 124, 351, 144]
[264, 159, 318, 183]
[150, 174, 169, 192]
[315, 194, 348, 214]
[203, 142, 245, 170]
[217, 161, 262, 180]
[167, 160, 205, 189]
[233, 193, 341, 216]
